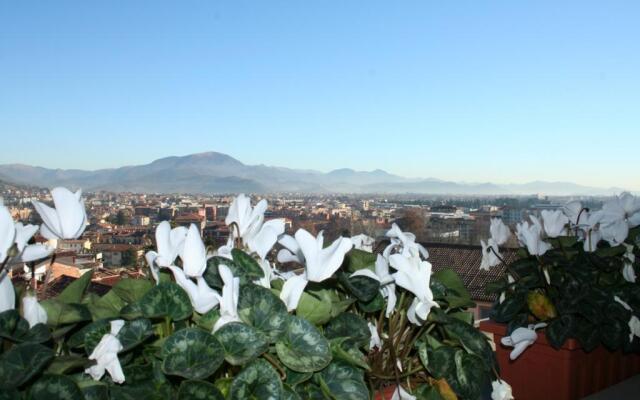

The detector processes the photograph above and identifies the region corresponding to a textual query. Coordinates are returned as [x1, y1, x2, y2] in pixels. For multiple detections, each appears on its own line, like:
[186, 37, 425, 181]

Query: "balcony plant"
[481, 194, 640, 400]
[0, 188, 508, 399]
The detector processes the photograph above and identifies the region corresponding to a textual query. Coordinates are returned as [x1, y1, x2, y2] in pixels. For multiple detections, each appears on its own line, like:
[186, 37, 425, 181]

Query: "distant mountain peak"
[0, 151, 628, 195]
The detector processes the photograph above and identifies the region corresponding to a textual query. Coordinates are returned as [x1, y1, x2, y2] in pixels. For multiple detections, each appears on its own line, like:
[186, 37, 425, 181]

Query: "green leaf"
[453, 351, 487, 400]
[203, 257, 235, 289]
[444, 318, 493, 364]
[432, 268, 472, 302]
[88, 290, 127, 320]
[0, 309, 51, 343]
[82, 319, 112, 355]
[325, 312, 370, 349]
[214, 322, 268, 365]
[140, 282, 193, 321]
[417, 340, 429, 370]
[338, 272, 379, 302]
[56, 271, 93, 303]
[40, 299, 92, 326]
[546, 314, 575, 349]
[0, 343, 54, 388]
[296, 290, 332, 325]
[283, 384, 303, 400]
[77, 381, 109, 400]
[492, 293, 525, 323]
[119, 302, 144, 320]
[229, 359, 283, 400]
[414, 384, 445, 400]
[357, 292, 384, 313]
[112, 279, 154, 303]
[67, 319, 108, 349]
[238, 283, 288, 342]
[316, 361, 369, 400]
[117, 318, 154, 352]
[232, 248, 265, 279]
[329, 338, 370, 370]
[427, 346, 457, 379]
[343, 249, 377, 273]
[193, 307, 220, 331]
[29, 374, 83, 400]
[276, 316, 332, 373]
[162, 328, 224, 380]
[45, 355, 89, 375]
[178, 380, 225, 400]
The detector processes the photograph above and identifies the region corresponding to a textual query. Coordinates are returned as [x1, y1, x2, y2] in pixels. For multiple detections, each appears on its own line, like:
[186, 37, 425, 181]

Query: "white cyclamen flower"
[214, 237, 234, 260]
[226, 194, 285, 260]
[146, 221, 188, 270]
[622, 244, 636, 283]
[389, 254, 438, 325]
[0, 205, 15, 263]
[598, 193, 640, 246]
[581, 211, 603, 252]
[351, 255, 397, 317]
[490, 218, 511, 246]
[254, 259, 274, 288]
[491, 380, 514, 400]
[168, 266, 220, 314]
[368, 322, 381, 350]
[86, 320, 126, 384]
[500, 324, 545, 360]
[563, 200, 588, 226]
[516, 219, 551, 256]
[540, 210, 569, 238]
[32, 187, 87, 240]
[390, 385, 416, 400]
[383, 223, 429, 260]
[613, 296, 640, 342]
[351, 234, 375, 252]
[480, 238, 502, 271]
[22, 295, 47, 327]
[179, 224, 207, 278]
[0, 273, 15, 313]
[278, 229, 353, 311]
[12, 222, 54, 263]
[213, 264, 241, 332]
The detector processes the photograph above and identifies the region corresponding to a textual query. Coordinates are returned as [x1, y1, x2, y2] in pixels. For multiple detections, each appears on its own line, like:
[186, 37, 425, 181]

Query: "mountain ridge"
[0, 151, 627, 196]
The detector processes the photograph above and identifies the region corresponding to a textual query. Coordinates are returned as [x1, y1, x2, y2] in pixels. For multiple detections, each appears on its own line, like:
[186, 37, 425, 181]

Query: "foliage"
[488, 221, 640, 353]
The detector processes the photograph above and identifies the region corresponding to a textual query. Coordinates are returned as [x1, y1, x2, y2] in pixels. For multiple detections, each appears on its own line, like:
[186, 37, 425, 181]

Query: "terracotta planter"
[480, 320, 640, 400]
[373, 385, 399, 400]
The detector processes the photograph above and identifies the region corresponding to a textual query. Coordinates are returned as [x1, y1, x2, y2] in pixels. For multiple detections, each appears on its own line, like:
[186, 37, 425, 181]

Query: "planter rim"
[480, 319, 581, 351]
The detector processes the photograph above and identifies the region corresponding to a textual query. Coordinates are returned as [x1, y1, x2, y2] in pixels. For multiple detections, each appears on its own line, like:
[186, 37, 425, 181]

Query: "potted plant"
[480, 194, 640, 400]
[0, 187, 511, 399]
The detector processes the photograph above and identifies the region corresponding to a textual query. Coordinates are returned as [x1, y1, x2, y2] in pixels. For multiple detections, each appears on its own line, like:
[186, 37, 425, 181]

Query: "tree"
[115, 210, 130, 225]
[121, 248, 138, 267]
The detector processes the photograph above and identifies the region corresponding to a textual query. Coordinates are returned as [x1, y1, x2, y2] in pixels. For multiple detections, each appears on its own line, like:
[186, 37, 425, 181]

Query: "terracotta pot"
[480, 320, 640, 400]
[373, 385, 400, 400]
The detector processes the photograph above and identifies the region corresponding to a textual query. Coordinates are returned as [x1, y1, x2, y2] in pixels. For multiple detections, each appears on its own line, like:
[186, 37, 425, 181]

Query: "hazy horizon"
[2, 1, 639, 190]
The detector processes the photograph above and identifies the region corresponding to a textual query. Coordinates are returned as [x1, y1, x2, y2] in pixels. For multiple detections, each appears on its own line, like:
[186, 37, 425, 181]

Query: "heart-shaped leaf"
[140, 282, 193, 321]
[29, 374, 83, 400]
[229, 359, 283, 400]
[276, 316, 331, 373]
[316, 361, 369, 400]
[325, 312, 370, 349]
[162, 328, 224, 380]
[0, 343, 54, 388]
[214, 322, 268, 365]
[178, 380, 225, 400]
[112, 278, 154, 304]
[238, 283, 288, 342]
[117, 318, 154, 352]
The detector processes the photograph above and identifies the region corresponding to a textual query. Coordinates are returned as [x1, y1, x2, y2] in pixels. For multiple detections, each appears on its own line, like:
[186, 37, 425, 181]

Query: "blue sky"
[1, 1, 639, 190]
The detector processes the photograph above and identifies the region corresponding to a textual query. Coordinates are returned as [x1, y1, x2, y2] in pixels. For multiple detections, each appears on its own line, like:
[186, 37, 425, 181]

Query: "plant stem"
[263, 353, 287, 380]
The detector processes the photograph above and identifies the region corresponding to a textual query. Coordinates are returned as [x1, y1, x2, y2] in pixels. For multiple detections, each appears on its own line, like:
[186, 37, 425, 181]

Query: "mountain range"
[0, 152, 626, 196]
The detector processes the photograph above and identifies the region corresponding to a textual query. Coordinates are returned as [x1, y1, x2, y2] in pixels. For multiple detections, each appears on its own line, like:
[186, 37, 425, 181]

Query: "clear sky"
[1, 1, 639, 190]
